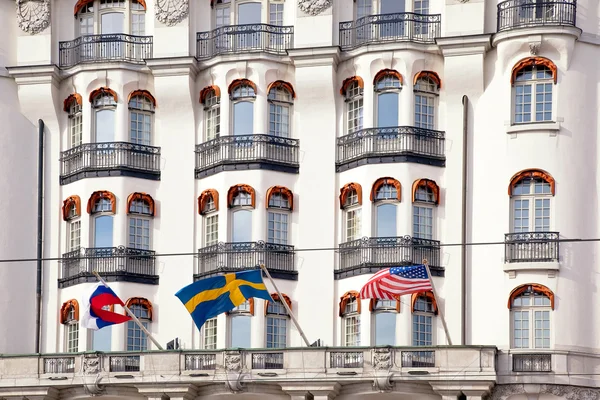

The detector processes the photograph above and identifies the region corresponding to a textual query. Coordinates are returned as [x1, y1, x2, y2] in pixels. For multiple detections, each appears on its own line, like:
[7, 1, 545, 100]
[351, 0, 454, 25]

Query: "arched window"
[411, 291, 437, 346]
[199, 189, 219, 247]
[90, 87, 117, 143]
[374, 69, 402, 128]
[228, 184, 255, 243]
[127, 193, 154, 251]
[266, 186, 293, 245]
[87, 191, 116, 250]
[341, 76, 364, 134]
[339, 291, 361, 346]
[229, 299, 253, 348]
[509, 284, 554, 349]
[74, 0, 146, 36]
[509, 169, 555, 234]
[128, 90, 156, 146]
[264, 293, 291, 348]
[267, 81, 295, 138]
[412, 179, 440, 240]
[371, 299, 398, 345]
[413, 71, 441, 130]
[60, 300, 79, 352]
[229, 79, 257, 137]
[64, 93, 83, 148]
[124, 297, 153, 351]
[371, 177, 401, 238]
[340, 183, 362, 242]
[200, 86, 221, 142]
[63, 195, 82, 253]
[511, 57, 557, 124]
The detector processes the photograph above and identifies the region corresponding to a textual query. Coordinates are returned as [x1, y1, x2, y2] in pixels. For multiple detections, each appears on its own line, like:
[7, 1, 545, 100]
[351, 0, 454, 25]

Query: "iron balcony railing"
[512, 353, 552, 372]
[59, 247, 157, 284]
[504, 232, 559, 263]
[59, 34, 153, 68]
[60, 142, 161, 183]
[196, 24, 293, 59]
[195, 134, 299, 177]
[337, 236, 441, 275]
[196, 241, 295, 279]
[401, 351, 435, 368]
[251, 353, 284, 369]
[497, 0, 576, 32]
[339, 12, 441, 50]
[337, 126, 445, 167]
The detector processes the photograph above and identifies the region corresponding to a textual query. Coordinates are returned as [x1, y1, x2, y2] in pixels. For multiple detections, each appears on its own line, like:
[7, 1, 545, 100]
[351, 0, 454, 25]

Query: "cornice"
[492, 25, 582, 47]
[435, 34, 493, 56]
[145, 56, 199, 78]
[287, 46, 341, 68]
[5, 64, 62, 86]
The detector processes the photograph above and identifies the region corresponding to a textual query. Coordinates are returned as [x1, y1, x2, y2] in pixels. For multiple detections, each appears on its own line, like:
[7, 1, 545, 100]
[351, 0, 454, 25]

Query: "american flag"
[359, 265, 433, 300]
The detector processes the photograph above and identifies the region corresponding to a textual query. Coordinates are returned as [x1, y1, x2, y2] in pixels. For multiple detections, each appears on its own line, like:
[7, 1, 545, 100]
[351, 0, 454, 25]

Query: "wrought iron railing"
[195, 134, 299, 177]
[336, 126, 445, 166]
[197, 241, 295, 278]
[43, 357, 75, 374]
[337, 236, 441, 274]
[109, 355, 140, 372]
[59, 34, 153, 68]
[330, 352, 364, 368]
[185, 354, 217, 370]
[196, 24, 293, 59]
[497, 0, 576, 32]
[512, 353, 552, 372]
[504, 232, 559, 263]
[60, 142, 161, 183]
[401, 351, 435, 368]
[252, 353, 284, 369]
[339, 13, 440, 50]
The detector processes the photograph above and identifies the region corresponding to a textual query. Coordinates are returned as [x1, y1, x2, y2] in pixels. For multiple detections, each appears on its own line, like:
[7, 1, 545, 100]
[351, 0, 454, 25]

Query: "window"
[64, 94, 83, 148]
[340, 183, 362, 242]
[266, 186, 293, 245]
[412, 179, 439, 240]
[202, 318, 218, 349]
[265, 294, 290, 348]
[213, 0, 231, 28]
[412, 292, 436, 346]
[372, 299, 397, 345]
[202, 87, 221, 141]
[92, 305, 112, 351]
[88, 191, 116, 251]
[229, 300, 252, 348]
[126, 303, 150, 351]
[199, 189, 219, 246]
[230, 80, 256, 137]
[129, 92, 155, 146]
[511, 58, 557, 124]
[343, 78, 363, 134]
[340, 291, 361, 346]
[75, 0, 146, 36]
[91, 88, 117, 143]
[228, 185, 255, 243]
[414, 74, 439, 130]
[268, 82, 294, 138]
[63, 196, 82, 253]
[509, 170, 554, 233]
[371, 178, 401, 238]
[127, 193, 154, 251]
[61, 300, 79, 353]
[509, 284, 553, 349]
[374, 70, 402, 128]
[269, 0, 284, 25]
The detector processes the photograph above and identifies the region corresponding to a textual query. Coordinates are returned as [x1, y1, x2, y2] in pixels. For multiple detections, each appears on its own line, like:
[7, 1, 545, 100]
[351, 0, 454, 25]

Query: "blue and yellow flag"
[175, 269, 273, 330]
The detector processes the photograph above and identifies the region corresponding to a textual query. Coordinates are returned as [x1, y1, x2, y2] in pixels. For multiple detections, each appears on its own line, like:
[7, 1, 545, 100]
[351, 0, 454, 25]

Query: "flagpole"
[259, 264, 312, 347]
[421, 259, 453, 346]
[92, 271, 164, 350]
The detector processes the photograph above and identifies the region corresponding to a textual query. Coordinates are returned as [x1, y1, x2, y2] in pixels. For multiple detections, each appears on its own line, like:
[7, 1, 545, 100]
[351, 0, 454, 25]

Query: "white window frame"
[342, 298, 361, 346]
[371, 299, 397, 346]
[231, 84, 256, 137]
[128, 95, 154, 145]
[512, 64, 555, 125]
[203, 89, 221, 142]
[412, 295, 435, 346]
[374, 73, 402, 128]
[372, 184, 399, 237]
[412, 185, 436, 240]
[92, 93, 117, 142]
[268, 0, 284, 25]
[267, 86, 293, 138]
[510, 289, 552, 349]
[76, 0, 146, 36]
[64, 306, 79, 353]
[67, 219, 82, 252]
[68, 101, 83, 148]
[128, 199, 153, 251]
[228, 300, 252, 348]
[126, 303, 150, 351]
[202, 317, 218, 350]
[343, 189, 361, 242]
[345, 81, 363, 135]
[510, 177, 553, 233]
[266, 191, 291, 246]
[265, 300, 289, 348]
[413, 77, 438, 130]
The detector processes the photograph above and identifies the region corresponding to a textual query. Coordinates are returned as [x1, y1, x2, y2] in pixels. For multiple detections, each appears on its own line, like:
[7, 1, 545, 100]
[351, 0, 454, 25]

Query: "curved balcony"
[196, 241, 297, 281]
[60, 142, 161, 185]
[336, 236, 443, 279]
[196, 24, 294, 60]
[339, 13, 441, 51]
[58, 247, 159, 288]
[195, 134, 299, 178]
[497, 0, 577, 32]
[336, 126, 445, 172]
[59, 34, 153, 68]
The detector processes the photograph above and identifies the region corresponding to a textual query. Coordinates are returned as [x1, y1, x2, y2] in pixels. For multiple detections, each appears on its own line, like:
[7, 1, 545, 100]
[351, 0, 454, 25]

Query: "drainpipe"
[461, 96, 468, 346]
[35, 119, 45, 354]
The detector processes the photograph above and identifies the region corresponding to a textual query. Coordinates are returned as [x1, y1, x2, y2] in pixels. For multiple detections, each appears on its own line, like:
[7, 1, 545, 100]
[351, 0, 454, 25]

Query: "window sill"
[506, 122, 561, 137]
[503, 261, 560, 278]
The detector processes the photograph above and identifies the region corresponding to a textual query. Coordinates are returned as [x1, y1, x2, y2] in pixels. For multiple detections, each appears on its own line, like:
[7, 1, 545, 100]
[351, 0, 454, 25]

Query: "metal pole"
[35, 119, 45, 354]
[259, 264, 311, 347]
[92, 271, 164, 350]
[422, 259, 453, 346]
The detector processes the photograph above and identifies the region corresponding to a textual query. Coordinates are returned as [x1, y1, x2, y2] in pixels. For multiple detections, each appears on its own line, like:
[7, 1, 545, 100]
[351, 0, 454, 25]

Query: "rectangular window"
[230, 315, 251, 348]
[515, 83, 553, 123]
[345, 209, 361, 242]
[68, 220, 81, 252]
[131, 12, 145, 36]
[215, 6, 230, 27]
[269, 2, 284, 25]
[513, 310, 530, 348]
[269, 103, 290, 137]
[414, 94, 435, 130]
[414, 0, 429, 14]
[347, 98, 363, 134]
[205, 214, 219, 246]
[413, 206, 433, 240]
[266, 316, 287, 348]
[534, 198, 550, 232]
[127, 320, 149, 351]
[534, 310, 550, 348]
[130, 111, 151, 145]
[267, 212, 288, 245]
[69, 106, 83, 148]
[412, 314, 432, 346]
[344, 315, 360, 346]
[203, 318, 218, 349]
[66, 323, 79, 352]
[129, 217, 150, 250]
[206, 106, 221, 141]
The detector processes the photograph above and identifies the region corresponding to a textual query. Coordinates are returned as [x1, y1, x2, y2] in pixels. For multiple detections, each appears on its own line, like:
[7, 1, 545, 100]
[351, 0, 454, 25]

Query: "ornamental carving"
[297, 0, 332, 16]
[155, 0, 189, 26]
[224, 351, 242, 371]
[373, 348, 392, 370]
[83, 355, 101, 374]
[16, 0, 50, 35]
[488, 384, 600, 400]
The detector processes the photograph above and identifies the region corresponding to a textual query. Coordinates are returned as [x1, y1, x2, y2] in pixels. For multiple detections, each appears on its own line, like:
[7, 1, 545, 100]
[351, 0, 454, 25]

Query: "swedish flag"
[175, 269, 273, 330]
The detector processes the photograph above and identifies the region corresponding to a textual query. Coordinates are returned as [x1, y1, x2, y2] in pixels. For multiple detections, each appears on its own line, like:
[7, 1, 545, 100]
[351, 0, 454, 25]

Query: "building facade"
[0, 0, 597, 399]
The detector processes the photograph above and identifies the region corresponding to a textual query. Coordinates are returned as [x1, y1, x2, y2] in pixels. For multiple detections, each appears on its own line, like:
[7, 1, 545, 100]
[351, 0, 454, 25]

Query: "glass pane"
[232, 210, 252, 242]
[94, 216, 113, 248]
[101, 12, 124, 34]
[376, 203, 397, 237]
[233, 101, 254, 135]
[374, 313, 396, 345]
[92, 326, 112, 351]
[381, 0, 404, 14]
[96, 109, 115, 142]
[238, 2, 261, 24]
[231, 315, 251, 347]
[377, 92, 399, 128]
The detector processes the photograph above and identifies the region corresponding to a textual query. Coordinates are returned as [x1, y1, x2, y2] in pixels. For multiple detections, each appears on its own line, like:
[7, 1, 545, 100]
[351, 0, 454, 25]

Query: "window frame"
[202, 317, 218, 350]
[128, 94, 155, 146]
[68, 101, 83, 148]
[204, 199, 219, 247]
[341, 297, 361, 347]
[229, 190, 254, 243]
[228, 300, 252, 348]
[509, 176, 553, 233]
[344, 81, 364, 135]
[64, 305, 80, 353]
[267, 86, 293, 138]
[371, 299, 397, 346]
[128, 199, 153, 250]
[266, 191, 291, 245]
[510, 289, 552, 349]
[203, 89, 221, 142]
[126, 303, 151, 351]
[265, 299, 289, 348]
[372, 183, 400, 238]
[342, 188, 362, 242]
[76, 0, 146, 36]
[413, 77, 438, 130]
[91, 93, 117, 143]
[412, 185, 436, 240]
[411, 294, 435, 347]
[374, 72, 402, 129]
[231, 84, 257, 137]
[512, 64, 555, 125]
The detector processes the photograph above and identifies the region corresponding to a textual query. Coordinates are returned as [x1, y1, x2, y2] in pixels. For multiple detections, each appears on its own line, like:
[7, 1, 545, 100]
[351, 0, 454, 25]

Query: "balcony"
[497, 0, 576, 32]
[336, 126, 445, 172]
[60, 142, 161, 185]
[59, 34, 153, 68]
[196, 241, 297, 281]
[339, 13, 441, 51]
[58, 247, 159, 288]
[195, 134, 299, 178]
[512, 353, 552, 372]
[336, 236, 443, 279]
[504, 232, 559, 263]
[196, 24, 294, 60]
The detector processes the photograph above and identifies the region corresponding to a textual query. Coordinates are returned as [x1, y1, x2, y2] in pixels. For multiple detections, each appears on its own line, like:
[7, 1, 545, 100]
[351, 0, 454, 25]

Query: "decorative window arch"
[511, 57, 556, 124]
[508, 169, 555, 196]
[369, 298, 400, 313]
[62, 195, 82, 221]
[339, 182, 363, 209]
[266, 186, 293, 211]
[124, 297, 154, 320]
[264, 293, 292, 315]
[60, 299, 80, 323]
[199, 189, 219, 215]
[413, 71, 442, 90]
[508, 283, 555, 310]
[87, 191, 116, 214]
[339, 290, 361, 317]
[126, 192, 155, 216]
[340, 76, 364, 96]
[267, 80, 296, 99]
[509, 283, 553, 349]
[412, 179, 440, 205]
[200, 85, 222, 103]
[511, 57, 558, 85]
[63, 93, 83, 112]
[373, 69, 403, 87]
[370, 177, 402, 202]
[411, 291, 438, 315]
[89, 87, 118, 103]
[127, 90, 157, 108]
[228, 79, 258, 97]
[227, 184, 256, 208]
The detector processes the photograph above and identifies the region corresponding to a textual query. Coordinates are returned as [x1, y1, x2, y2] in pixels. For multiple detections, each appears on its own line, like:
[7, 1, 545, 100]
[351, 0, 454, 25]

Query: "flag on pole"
[359, 264, 433, 300]
[175, 269, 273, 330]
[80, 282, 132, 330]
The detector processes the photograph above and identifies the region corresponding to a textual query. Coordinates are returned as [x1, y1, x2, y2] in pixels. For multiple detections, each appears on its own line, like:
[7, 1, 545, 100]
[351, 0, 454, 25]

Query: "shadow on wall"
[576, 0, 600, 37]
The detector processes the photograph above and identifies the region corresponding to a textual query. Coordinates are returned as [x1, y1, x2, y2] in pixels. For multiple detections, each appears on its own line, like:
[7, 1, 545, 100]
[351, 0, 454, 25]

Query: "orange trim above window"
[228, 79, 257, 94]
[198, 189, 219, 215]
[227, 184, 256, 208]
[60, 299, 80, 323]
[370, 177, 402, 202]
[411, 291, 438, 315]
[508, 283, 555, 310]
[339, 182, 363, 209]
[226, 298, 255, 316]
[63, 93, 82, 112]
[373, 69, 404, 85]
[511, 57, 558, 84]
[267, 80, 296, 99]
[339, 290, 361, 317]
[369, 298, 400, 313]
[266, 186, 294, 211]
[124, 297, 153, 320]
[89, 87, 118, 103]
[413, 71, 441, 89]
[264, 293, 292, 315]
[87, 191, 116, 214]
[62, 195, 81, 221]
[340, 76, 364, 96]
[508, 169, 555, 196]
[200, 85, 221, 103]
[128, 89, 157, 107]
[412, 179, 440, 205]
[126, 192, 156, 216]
